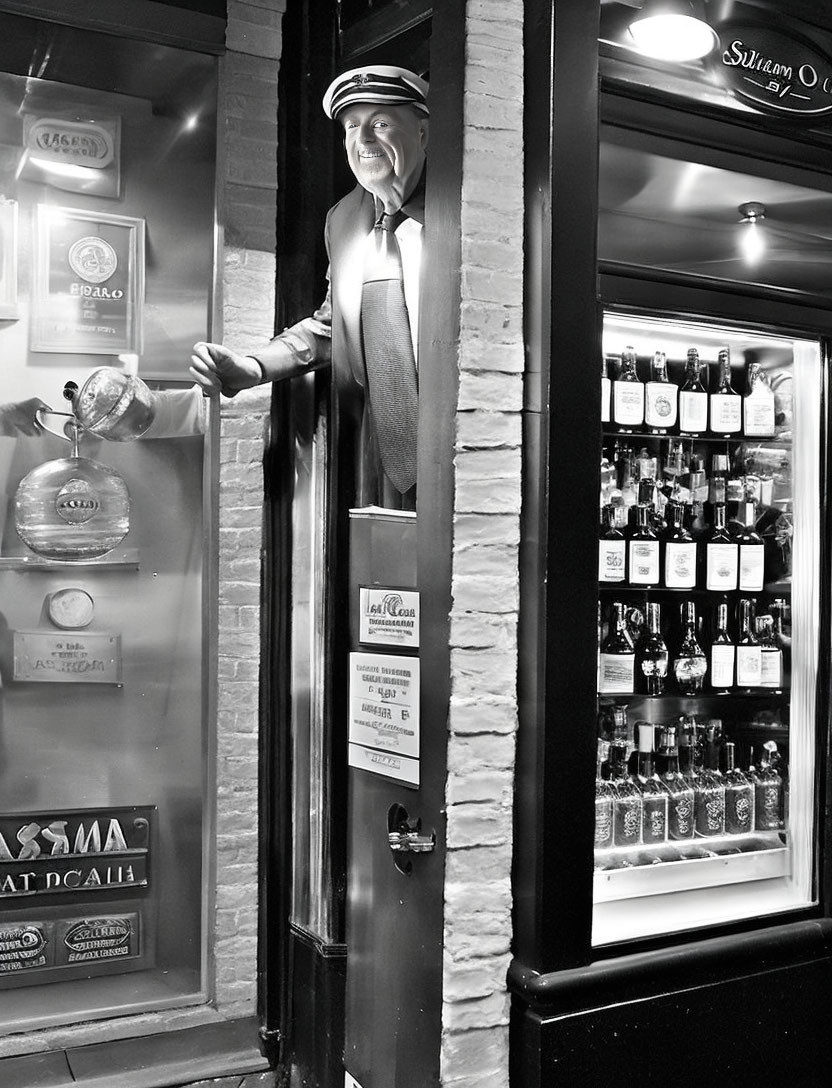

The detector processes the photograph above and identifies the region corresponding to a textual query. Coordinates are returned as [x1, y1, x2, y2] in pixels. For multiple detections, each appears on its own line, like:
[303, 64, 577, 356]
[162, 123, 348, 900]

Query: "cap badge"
[351, 73, 371, 85]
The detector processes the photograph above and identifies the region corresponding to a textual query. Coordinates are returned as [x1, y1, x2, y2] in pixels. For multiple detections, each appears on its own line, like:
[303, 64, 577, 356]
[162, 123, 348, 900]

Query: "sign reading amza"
[0, 807, 153, 898]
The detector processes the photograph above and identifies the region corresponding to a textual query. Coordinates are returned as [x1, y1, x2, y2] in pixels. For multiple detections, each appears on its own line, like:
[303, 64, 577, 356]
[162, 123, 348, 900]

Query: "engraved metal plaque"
[0, 806, 152, 900]
[13, 630, 122, 684]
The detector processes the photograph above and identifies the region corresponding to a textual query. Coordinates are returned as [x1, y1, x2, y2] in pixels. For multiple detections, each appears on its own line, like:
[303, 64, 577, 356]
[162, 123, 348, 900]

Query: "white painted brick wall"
[441, 0, 524, 1085]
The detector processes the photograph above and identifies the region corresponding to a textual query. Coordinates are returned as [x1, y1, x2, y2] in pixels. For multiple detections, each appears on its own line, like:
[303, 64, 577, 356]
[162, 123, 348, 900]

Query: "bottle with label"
[723, 740, 755, 835]
[735, 498, 765, 592]
[594, 738, 615, 850]
[751, 741, 784, 831]
[756, 613, 783, 689]
[644, 350, 678, 434]
[601, 354, 614, 425]
[672, 600, 707, 695]
[736, 598, 762, 689]
[636, 602, 668, 696]
[694, 721, 726, 838]
[703, 502, 738, 591]
[743, 359, 775, 437]
[599, 602, 635, 695]
[662, 499, 697, 589]
[709, 599, 735, 692]
[612, 346, 644, 432]
[660, 725, 695, 841]
[678, 347, 708, 435]
[609, 708, 642, 847]
[628, 503, 660, 586]
[598, 504, 626, 583]
[709, 347, 742, 436]
[635, 722, 668, 845]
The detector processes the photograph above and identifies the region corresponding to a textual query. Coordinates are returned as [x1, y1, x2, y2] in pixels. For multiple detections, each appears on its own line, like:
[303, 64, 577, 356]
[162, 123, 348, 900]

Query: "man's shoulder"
[328, 184, 373, 227]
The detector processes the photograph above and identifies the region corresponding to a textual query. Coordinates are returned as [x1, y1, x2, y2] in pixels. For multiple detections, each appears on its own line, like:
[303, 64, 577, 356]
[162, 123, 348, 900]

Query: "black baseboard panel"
[287, 925, 347, 1088]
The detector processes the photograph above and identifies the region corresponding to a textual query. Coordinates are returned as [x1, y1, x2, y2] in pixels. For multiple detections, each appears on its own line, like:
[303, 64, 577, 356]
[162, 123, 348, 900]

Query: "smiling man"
[189, 65, 429, 509]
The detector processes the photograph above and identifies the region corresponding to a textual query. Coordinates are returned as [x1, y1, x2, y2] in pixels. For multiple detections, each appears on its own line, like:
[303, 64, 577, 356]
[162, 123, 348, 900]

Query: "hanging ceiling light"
[628, 0, 719, 63]
[738, 201, 767, 265]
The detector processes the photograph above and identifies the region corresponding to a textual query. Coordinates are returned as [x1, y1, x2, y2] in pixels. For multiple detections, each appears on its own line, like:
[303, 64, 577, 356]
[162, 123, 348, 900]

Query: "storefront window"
[0, 14, 217, 1028]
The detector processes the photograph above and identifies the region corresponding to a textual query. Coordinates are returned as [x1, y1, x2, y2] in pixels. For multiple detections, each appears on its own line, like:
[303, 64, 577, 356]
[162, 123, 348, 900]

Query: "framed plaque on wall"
[30, 205, 145, 354]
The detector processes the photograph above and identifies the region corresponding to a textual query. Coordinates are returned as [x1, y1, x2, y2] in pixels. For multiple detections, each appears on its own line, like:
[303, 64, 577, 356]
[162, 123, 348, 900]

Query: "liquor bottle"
[709, 599, 735, 692]
[609, 709, 642, 847]
[709, 453, 729, 504]
[628, 503, 660, 586]
[644, 350, 678, 434]
[601, 355, 613, 425]
[598, 602, 635, 695]
[678, 347, 708, 435]
[672, 600, 707, 695]
[752, 740, 784, 831]
[594, 738, 615, 850]
[743, 359, 775, 437]
[703, 502, 738, 591]
[735, 498, 765, 592]
[598, 504, 626, 583]
[636, 602, 668, 696]
[709, 347, 742, 436]
[723, 740, 755, 835]
[756, 614, 783, 689]
[612, 346, 644, 432]
[662, 499, 697, 589]
[660, 725, 695, 841]
[735, 598, 762, 689]
[635, 722, 668, 845]
[694, 721, 725, 838]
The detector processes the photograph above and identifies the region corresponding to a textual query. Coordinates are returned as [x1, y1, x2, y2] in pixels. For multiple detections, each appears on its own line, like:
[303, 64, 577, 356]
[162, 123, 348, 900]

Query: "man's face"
[341, 102, 428, 200]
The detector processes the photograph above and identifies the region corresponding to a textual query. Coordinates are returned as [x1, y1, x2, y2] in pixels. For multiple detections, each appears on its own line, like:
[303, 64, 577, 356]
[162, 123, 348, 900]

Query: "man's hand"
[189, 342, 263, 397]
[0, 397, 53, 437]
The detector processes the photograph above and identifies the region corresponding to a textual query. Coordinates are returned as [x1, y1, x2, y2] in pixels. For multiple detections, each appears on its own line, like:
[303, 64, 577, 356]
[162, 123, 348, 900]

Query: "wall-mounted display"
[20, 111, 121, 198]
[0, 199, 18, 320]
[30, 205, 145, 355]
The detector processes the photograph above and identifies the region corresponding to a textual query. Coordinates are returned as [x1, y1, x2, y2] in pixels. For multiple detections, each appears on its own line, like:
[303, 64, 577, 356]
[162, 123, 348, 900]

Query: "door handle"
[387, 803, 436, 854]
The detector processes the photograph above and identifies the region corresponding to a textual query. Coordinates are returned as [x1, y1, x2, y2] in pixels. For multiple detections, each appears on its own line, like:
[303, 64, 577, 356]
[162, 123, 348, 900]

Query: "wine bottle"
[703, 502, 738, 591]
[751, 741, 784, 831]
[644, 350, 678, 434]
[723, 740, 755, 835]
[612, 346, 644, 432]
[662, 499, 697, 589]
[672, 600, 707, 695]
[628, 503, 660, 586]
[735, 498, 765, 592]
[660, 725, 695, 841]
[598, 602, 635, 695]
[736, 598, 762, 689]
[756, 613, 783, 689]
[594, 738, 615, 849]
[678, 347, 708, 435]
[609, 708, 642, 847]
[709, 347, 742, 436]
[601, 354, 613, 425]
[694, 721, 725, 838]
[709, 599, 735, 692]
[743, 359, 775, 437]
[635, 722, 668, 845]
[636, 602, 668, 696]
[598, 504, 626, 583]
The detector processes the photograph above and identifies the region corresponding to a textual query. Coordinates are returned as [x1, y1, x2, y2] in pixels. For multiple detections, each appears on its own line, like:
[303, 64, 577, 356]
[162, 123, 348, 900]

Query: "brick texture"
[441, 2, 524, 1087]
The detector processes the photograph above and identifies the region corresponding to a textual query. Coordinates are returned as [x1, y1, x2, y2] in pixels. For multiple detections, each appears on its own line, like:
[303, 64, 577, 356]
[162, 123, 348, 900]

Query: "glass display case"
[594, 311, 819, 945]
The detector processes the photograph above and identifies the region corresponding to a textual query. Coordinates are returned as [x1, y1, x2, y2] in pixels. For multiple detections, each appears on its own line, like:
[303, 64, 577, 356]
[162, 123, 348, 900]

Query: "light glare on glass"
[628, 13, 719, 62]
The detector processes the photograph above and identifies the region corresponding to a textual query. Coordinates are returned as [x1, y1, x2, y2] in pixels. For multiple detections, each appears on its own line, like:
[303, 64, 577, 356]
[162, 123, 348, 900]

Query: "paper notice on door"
[348, 651, 420, 785]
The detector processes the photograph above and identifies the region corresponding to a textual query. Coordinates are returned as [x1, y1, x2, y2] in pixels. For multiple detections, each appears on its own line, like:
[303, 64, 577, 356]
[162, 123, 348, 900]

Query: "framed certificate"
[30, 205, 144, 354]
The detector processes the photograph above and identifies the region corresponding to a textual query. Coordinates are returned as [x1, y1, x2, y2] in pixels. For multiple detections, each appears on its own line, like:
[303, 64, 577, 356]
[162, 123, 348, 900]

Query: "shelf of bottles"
[595, 315, 799, 907]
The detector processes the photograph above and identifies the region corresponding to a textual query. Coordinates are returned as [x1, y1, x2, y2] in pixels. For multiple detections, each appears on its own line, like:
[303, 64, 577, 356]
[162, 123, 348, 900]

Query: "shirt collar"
[372, 167, 426, 227]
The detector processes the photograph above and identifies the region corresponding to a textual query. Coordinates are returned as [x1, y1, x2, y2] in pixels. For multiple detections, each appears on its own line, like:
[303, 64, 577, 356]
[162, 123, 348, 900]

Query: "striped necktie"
[360, 209, 419, 495]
